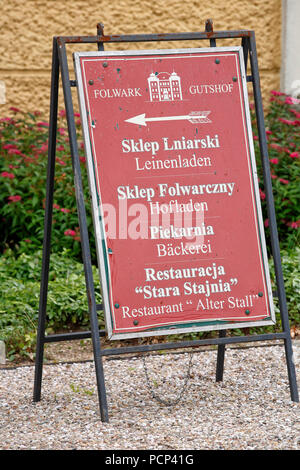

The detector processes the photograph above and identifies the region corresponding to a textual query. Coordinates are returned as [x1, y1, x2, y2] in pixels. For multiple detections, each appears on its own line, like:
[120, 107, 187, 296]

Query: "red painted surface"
[78, 50, 273, 337]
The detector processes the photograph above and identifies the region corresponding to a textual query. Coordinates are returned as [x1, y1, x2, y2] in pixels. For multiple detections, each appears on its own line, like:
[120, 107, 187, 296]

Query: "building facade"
[0, 0, 298, 116]
[148, 72, 183, 102]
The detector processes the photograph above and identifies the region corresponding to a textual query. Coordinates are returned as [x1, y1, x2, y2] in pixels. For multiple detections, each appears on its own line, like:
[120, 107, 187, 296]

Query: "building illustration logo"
[148, 71, 183, 102]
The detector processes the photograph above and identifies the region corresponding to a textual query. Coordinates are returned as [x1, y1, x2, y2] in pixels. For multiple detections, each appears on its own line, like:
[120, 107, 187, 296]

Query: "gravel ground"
[0, 341, 299, 450]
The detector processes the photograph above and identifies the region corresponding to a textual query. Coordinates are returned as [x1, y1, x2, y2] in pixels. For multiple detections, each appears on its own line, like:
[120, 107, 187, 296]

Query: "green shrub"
[0, 249, 103, 360]
[0, 108, 95, 261]
[269, 247, 300, 326]
[251, 92, 300, 251]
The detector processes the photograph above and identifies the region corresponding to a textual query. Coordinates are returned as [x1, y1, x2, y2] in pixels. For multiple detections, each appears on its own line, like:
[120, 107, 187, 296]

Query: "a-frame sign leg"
[216, 330, 226, 382]
[205, 21, 228, 386]
[214, 33, 298, 401]
[57, 38, 109, 421]
[33, 38, 59, 403]
[33, 38, 109, 421]
[248, 34, 299, 403]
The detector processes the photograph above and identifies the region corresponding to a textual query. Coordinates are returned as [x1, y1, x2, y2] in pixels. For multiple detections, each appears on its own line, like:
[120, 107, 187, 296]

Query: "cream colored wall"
[0, 0, 282, 118]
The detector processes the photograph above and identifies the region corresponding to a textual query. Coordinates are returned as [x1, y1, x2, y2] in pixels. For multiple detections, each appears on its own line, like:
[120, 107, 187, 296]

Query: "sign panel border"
[74, 46, 276, 340]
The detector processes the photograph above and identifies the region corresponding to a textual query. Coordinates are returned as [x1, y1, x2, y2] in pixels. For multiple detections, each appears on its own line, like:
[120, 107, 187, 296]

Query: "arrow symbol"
[125, 111, 212, 127]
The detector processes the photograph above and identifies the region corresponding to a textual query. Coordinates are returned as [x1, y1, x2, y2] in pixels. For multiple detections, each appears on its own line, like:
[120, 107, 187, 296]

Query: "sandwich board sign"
[33, 26, 299, 423]
[74, 47, 275, 340]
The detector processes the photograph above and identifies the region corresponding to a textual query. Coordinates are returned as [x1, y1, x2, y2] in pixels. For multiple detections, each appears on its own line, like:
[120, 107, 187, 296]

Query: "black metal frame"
[33, 20, 299, 423]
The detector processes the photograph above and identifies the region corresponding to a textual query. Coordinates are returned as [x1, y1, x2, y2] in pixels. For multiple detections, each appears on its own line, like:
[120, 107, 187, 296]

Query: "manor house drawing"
[148, 71, 183, 102]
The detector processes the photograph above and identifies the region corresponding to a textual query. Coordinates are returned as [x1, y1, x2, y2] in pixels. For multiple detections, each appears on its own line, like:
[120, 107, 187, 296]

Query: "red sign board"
[74, 47, 275, 339]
